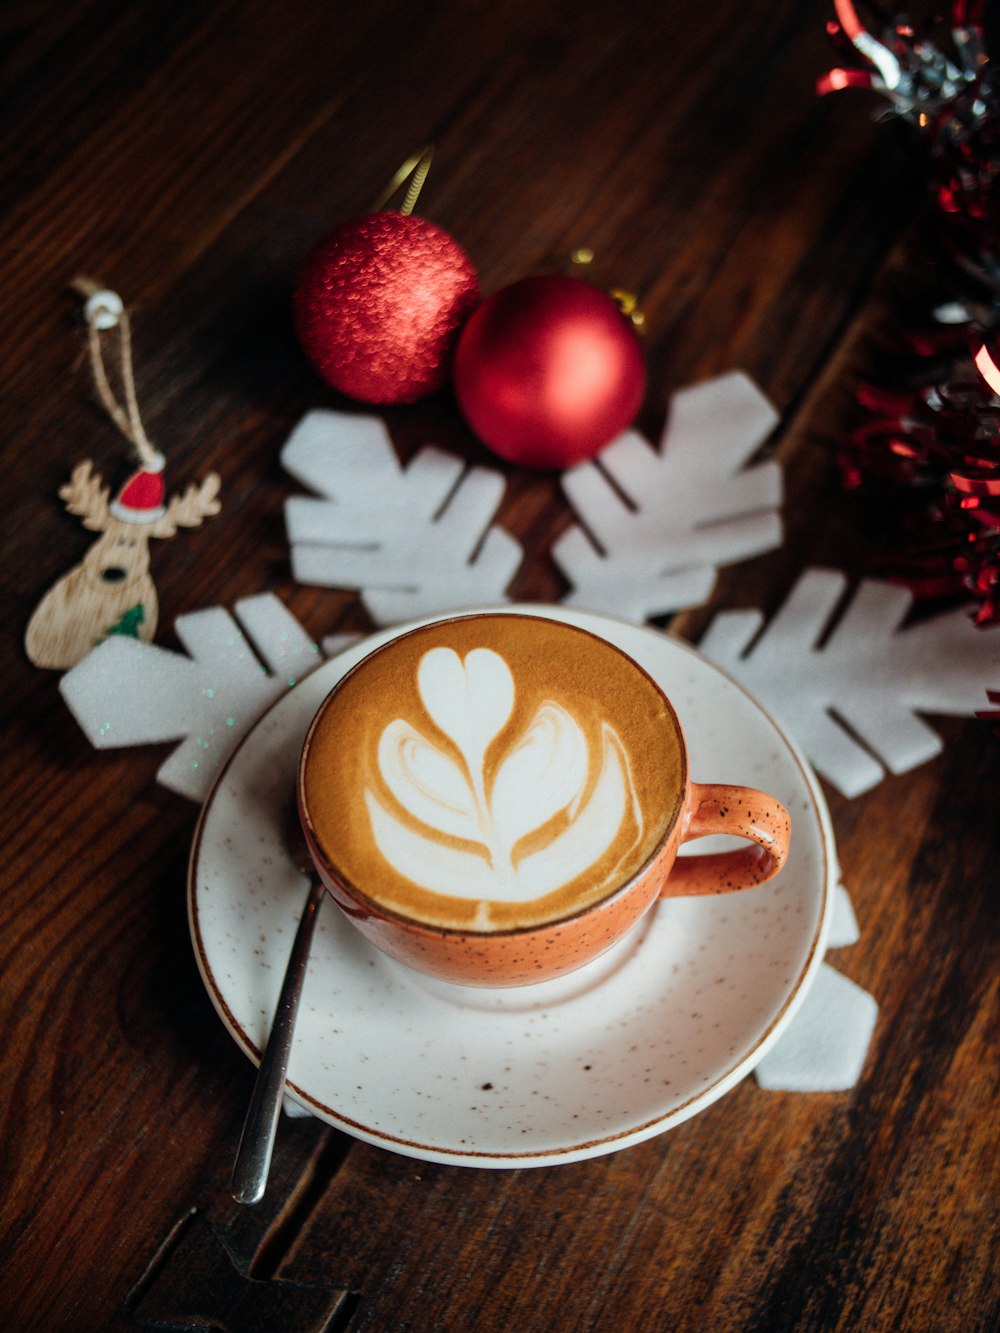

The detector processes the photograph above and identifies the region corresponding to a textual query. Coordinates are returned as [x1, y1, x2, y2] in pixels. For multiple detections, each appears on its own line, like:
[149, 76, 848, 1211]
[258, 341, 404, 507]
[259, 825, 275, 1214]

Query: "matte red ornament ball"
[294, 211, 480, 404]
[452, 275, 646, 469]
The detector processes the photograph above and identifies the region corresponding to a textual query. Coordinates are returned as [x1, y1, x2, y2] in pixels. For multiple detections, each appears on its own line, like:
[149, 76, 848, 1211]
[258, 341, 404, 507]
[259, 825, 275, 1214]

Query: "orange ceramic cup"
[298, 614, 791, 987]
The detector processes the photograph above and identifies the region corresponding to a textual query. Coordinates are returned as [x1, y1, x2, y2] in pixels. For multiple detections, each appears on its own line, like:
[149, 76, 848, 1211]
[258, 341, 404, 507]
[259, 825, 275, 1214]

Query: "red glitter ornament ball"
[294, 211, 480, 404]
[453, 275, 646, 469]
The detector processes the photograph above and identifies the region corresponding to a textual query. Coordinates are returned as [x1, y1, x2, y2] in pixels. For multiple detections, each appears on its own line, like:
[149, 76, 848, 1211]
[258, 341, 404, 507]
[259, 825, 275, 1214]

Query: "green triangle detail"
[104, 603, 146, 640]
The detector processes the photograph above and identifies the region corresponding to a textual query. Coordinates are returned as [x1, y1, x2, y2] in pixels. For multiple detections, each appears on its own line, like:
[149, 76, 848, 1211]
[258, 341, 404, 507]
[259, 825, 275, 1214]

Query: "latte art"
[301, 615, 685, 931]
[365, 646, 644, 904]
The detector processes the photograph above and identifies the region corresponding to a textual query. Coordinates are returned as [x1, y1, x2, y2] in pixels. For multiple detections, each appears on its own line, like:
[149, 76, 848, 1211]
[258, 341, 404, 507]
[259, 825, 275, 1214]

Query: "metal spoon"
[230, 809, 326, 1204]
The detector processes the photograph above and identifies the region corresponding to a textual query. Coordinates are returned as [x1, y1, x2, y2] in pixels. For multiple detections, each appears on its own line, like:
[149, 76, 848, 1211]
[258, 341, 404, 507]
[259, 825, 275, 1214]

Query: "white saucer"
[189, 605, 834, 1168]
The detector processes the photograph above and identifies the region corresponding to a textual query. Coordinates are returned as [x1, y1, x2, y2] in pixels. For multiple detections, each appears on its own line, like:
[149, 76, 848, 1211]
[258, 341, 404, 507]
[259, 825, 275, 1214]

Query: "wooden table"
[3, 2, 998, 1329]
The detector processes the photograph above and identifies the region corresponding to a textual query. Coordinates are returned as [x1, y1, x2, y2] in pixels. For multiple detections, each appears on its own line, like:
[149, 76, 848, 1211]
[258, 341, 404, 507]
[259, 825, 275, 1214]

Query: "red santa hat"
[110, 452, 167, 523]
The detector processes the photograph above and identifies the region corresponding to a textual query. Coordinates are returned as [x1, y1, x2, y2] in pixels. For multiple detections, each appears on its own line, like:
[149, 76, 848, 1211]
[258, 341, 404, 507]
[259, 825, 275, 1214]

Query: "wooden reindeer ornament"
[25, 284, 221, 670]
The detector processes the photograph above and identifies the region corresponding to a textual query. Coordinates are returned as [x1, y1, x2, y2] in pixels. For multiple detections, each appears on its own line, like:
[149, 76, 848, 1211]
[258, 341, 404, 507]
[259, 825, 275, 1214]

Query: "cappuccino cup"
[298, 613, 791, 987]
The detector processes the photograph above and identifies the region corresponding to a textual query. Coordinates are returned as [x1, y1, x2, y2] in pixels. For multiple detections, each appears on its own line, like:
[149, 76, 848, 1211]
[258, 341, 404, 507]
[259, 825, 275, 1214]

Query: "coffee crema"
[301, 615, 685, 931]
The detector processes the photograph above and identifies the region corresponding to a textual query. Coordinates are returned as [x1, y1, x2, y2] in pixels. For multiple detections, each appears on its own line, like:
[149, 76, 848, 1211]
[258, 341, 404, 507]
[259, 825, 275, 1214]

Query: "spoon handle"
[231, 876, 326, 1204]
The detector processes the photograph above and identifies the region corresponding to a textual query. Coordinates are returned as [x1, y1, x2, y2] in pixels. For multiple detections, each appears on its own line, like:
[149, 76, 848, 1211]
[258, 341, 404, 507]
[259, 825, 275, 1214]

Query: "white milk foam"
[364, 646, 643, 903]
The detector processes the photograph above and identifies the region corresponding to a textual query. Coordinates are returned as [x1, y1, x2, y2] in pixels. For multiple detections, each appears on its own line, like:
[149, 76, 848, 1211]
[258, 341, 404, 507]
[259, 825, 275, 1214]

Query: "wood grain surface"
[2, 2, 997, 1330]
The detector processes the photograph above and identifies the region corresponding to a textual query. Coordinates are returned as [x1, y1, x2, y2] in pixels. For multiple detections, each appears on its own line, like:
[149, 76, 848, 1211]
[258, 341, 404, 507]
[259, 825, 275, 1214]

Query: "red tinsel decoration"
[822, 1, 1000, 627]
[838, 342, 1000, 623]
[820, 2, 999, 232]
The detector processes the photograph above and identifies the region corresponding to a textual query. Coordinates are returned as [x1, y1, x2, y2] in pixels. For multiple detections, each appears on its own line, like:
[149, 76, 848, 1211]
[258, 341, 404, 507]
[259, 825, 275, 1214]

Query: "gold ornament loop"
[370, 145, 435, 216]
[610, 288, 646, 330]
[568, 251, 645, 330]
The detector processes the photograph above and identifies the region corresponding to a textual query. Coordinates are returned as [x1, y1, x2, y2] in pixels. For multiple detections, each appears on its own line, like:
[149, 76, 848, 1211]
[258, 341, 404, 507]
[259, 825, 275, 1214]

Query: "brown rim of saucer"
[186, 610, 830, 1165]
[296, 611, 689, 938]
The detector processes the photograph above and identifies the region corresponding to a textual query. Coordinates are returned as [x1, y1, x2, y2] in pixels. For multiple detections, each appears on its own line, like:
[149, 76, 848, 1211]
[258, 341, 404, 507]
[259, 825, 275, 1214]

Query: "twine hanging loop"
[70, 276, 160, 469]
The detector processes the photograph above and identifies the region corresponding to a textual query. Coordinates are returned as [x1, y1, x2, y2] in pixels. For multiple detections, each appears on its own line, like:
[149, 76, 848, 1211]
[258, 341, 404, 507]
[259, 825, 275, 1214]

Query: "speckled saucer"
[189, 605, 834, 1168]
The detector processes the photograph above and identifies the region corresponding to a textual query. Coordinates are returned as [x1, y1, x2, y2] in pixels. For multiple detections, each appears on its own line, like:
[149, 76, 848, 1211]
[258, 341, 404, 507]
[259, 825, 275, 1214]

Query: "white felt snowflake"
[752, 868, 874, 1092]
[282, 411, 522, 623]
[59, 594, 323, 802]
[754, 962, 878, 1092]
[699, 567, 1000, 797]
[553, 370, 783, 621]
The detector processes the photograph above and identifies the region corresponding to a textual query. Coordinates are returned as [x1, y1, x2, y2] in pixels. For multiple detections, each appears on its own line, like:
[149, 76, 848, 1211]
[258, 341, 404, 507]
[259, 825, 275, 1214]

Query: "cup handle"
[661, 783, 791, 898]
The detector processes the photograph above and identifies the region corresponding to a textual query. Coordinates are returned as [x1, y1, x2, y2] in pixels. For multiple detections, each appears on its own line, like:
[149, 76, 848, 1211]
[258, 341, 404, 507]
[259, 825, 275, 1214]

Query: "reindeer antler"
[59, 461, 110, 532]
[150, 472, 222, 538]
